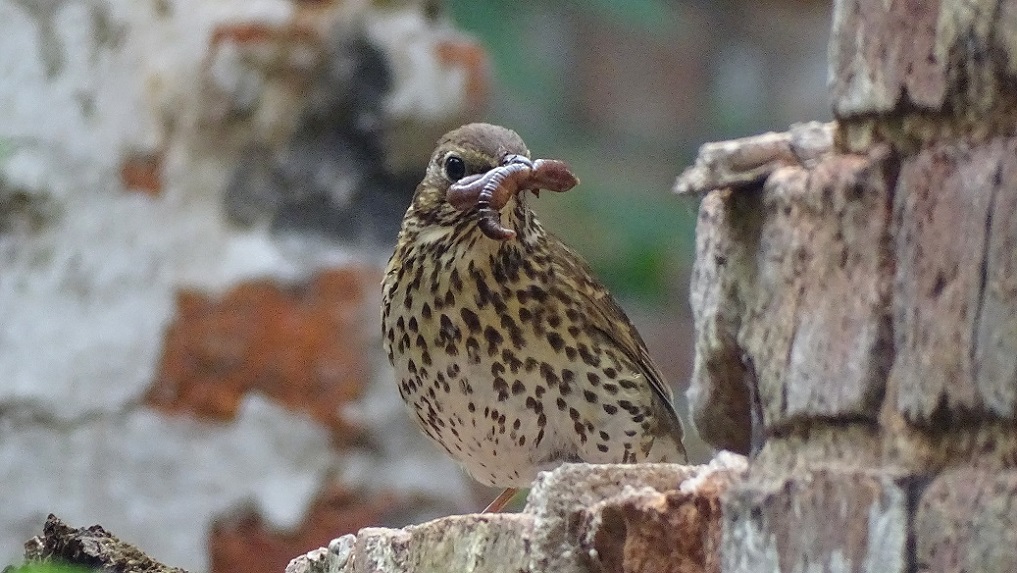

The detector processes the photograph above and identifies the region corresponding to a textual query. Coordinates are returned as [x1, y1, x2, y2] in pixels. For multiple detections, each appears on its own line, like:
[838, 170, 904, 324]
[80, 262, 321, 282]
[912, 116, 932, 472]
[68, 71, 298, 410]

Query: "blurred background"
[0, 0, 829, 571]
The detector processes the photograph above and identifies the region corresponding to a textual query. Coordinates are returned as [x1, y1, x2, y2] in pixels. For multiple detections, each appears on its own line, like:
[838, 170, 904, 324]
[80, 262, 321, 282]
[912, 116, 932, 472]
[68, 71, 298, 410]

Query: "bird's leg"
[482, 487, 519, 513]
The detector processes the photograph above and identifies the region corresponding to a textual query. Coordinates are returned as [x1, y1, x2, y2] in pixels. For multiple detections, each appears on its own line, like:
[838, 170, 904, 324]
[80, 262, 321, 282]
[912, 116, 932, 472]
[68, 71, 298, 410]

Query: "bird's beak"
[500, 154, 533, 169]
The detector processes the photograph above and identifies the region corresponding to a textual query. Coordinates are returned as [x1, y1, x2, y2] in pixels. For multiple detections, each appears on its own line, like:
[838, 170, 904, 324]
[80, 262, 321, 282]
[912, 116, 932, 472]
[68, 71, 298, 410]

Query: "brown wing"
[546, 235, 686, 447]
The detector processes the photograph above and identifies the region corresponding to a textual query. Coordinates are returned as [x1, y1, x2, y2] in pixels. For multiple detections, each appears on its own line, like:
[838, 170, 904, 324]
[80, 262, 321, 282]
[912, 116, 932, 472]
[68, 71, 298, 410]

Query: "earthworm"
[448, 154, 579, 241]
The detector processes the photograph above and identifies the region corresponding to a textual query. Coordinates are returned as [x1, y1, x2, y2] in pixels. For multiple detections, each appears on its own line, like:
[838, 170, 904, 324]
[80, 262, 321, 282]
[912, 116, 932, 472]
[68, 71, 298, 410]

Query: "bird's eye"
[444, 155, 467, 181]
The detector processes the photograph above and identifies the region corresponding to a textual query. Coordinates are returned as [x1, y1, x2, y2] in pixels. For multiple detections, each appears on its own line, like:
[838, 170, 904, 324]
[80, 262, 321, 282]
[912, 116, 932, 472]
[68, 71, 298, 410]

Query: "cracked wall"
[0, 0, 487, 570]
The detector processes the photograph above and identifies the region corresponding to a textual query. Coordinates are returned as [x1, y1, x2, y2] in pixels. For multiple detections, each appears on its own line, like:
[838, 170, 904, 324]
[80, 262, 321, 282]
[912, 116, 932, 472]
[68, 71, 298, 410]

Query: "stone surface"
[674, 122, 835, 196]
[686, 188, 754, 454]
[752, 150, 893, 426]
[723, 469, 910, 573]
[687, 140, 893, 444]
[20, 514, 188, 573]
[829, 0, 944, 115]
[303, 457, 746, 573]
[525, 463, 697, 573]
[582, 453, 746, 573]
[891, 137, 1017, 425]
[341, 514, 533, 573]
[830, 0, 1017, 118]
[915, 468, 1017, 573]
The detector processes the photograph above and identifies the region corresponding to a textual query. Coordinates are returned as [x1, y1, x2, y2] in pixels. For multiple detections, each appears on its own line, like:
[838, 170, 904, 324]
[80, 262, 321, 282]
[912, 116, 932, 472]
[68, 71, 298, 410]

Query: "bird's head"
[408, 123, 531, 227]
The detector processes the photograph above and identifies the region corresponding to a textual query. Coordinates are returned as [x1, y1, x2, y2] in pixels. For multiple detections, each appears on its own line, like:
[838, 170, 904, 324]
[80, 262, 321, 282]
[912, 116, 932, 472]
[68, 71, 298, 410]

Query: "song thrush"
[381, 123, 687, 511]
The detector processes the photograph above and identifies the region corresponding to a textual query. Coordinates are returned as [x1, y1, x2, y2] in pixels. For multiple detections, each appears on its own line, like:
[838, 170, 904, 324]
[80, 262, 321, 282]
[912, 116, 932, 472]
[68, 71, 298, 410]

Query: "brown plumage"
[381, 123, 686, 511]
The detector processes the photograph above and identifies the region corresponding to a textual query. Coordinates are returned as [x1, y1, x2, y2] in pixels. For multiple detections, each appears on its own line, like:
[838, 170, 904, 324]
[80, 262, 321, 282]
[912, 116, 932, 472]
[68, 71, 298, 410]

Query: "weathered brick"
[692, 150, 893, 438]
[525, 463, 700, 573]
[891, 138, 1017, 424]
[581, 455, 744, 573]
[688, 189, 755, 453]
[915, 468, 1017, 573]
[829, 0, 944, 115]
[722, 469, 910, 573]
[344, 514, 533, 573]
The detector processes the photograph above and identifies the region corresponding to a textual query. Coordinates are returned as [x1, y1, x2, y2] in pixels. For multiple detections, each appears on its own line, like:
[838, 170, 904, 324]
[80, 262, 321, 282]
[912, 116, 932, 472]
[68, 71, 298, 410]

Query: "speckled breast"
[382, 225, 681, 488]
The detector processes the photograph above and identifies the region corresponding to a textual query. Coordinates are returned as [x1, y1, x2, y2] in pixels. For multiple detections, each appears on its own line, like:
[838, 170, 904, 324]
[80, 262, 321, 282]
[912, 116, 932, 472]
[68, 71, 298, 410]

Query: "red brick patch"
[146, 267, 378, 446]
[435, 39, 490, 114]
[210, 484, 398, 573]
[120, 151, 164, 196]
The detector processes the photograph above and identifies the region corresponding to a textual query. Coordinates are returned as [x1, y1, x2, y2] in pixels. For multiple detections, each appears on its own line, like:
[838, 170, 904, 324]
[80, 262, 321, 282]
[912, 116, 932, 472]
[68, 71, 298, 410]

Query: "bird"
[380, 123, 687, 512]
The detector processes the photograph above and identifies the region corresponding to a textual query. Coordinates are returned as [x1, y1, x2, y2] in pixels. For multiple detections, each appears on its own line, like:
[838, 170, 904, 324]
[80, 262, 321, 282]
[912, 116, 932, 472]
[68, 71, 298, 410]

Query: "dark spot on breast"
[540, 362, 560, 386]
[556, 397, 567, 411]
[603, 383, 619, 395]
[583, 390, 598, 403]
[603, 404, 618, 415]
[460, 308, 481, 333]
[619, 379, 638, 390]
[502, 349, 523, 373]
[574, 422, 587, 443]
[484, 326, 504, 356]
[421, 302, 432, 319]
[604, 367, 618, 379]
[466, 337, 481, 363]
[493, 377, 509, 398]
[501, 314, 525, 349]
[511, 380, 526, 395]
[516, 289, 530, 304]
[527, 285, 548, 303]
[546, 332, 565, 353]
[578, 344, 600, 367]
[597, 443, 609, 453]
